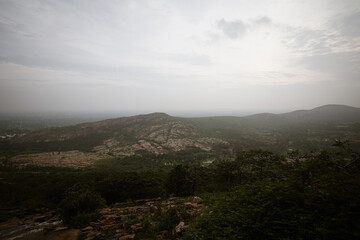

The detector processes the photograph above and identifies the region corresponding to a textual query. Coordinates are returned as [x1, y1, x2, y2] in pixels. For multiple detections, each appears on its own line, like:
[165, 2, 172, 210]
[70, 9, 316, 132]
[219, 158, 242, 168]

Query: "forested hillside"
[1, 141, 359, 239]
[1, 105, 360, 239]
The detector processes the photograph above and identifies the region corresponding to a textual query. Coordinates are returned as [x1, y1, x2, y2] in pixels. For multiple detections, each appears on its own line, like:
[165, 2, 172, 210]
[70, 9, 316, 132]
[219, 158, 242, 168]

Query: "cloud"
[264, 71, 304, 79]
[282, 11, 360, 56]
[281, 10, 360, 83]
[297, 51, 360, 80]
[282, 26, 333, 55]
[217, 18, 247, 39]
[169, 54, 211, 66]
[1, 0, 360, 112]
[214, 16, 271, 41]
[253, 16, 271, 25]
[331, 11, 360, 37]
[204, 32, 222, 44]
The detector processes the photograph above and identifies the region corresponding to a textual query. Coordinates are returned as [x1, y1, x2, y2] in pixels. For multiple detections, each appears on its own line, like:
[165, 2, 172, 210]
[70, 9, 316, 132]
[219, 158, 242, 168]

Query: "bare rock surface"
[0, 196, 203, 240]
[82, 196, 203, 240]
[7, 113, 228, 168]
[0, 212, 63, 240]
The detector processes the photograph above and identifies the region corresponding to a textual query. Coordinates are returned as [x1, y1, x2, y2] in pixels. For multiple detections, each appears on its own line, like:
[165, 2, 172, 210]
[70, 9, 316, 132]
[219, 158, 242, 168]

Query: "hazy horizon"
[1, 0, 360, 114]
[0, 103, 358, 119]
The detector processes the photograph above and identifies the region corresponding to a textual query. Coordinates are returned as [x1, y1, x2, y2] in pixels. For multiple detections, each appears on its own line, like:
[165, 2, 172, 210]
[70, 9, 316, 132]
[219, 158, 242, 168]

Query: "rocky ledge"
[80, 196, 203, 240]
[0, 196, 203, 240]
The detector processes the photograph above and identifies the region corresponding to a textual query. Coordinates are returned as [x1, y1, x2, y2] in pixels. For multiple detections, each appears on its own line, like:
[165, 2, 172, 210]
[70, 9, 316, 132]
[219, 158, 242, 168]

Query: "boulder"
[54, 226, 68, 232]
[193, 196, 202, 203]
[119, 233, 136, 240]
[175, 221, 185, 233]
[33, 215, 46, 222]
[184, 202, 198, 208]
[130, 223, 143, 233]
[81, 226, 93, 232]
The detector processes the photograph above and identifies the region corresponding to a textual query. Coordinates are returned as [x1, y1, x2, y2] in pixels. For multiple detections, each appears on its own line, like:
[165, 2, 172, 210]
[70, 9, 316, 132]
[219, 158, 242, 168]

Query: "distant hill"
[13, 112, 230, 154]
[240, 104, 360, 127]
[188, 104, 360, 129]
[281, 104, 360, 123]
[2, 105, 360, 167]
[2, 112, 227, 167]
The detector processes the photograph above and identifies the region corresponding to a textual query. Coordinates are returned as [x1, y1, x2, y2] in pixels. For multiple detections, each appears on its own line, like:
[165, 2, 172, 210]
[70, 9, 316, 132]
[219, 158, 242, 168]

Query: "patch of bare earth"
[10, 151, 108, 168]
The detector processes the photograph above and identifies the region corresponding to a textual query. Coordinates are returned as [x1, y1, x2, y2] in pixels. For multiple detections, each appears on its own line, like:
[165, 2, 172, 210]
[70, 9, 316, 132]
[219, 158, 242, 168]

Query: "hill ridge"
[3, 104, 360, 167]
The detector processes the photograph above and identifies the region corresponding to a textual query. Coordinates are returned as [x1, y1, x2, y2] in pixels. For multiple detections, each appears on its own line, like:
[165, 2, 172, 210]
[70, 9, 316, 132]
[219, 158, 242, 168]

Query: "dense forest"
[1, 140, 359, 239]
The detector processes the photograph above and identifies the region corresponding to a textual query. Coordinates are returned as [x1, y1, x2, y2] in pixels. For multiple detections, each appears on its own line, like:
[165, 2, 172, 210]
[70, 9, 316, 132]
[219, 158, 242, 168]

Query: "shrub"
[59, 184, 105, 227]
[166, 165, 194, 197]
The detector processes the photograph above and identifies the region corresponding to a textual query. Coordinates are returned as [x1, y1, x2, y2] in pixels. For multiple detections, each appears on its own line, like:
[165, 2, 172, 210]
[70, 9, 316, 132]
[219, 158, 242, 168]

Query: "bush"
[59, 184, 105, 227]
[166, 165, 194, 197]
[182, 148, 360, 240]
[67, 212, 101, 228]
[182, 180, 307, 240]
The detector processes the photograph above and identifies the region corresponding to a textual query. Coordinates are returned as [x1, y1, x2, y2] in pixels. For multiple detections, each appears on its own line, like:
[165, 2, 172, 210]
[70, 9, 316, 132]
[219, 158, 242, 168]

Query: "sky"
[0, 0, 359, 115]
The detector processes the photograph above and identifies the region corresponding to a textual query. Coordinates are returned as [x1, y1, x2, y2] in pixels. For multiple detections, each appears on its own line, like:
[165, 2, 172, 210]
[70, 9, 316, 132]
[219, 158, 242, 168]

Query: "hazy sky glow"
[0, 0, 360, 114]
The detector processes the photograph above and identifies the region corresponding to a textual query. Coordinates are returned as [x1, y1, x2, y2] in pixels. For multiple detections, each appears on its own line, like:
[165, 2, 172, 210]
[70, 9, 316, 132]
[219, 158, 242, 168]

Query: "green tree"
[166, 165, 194, 197]
[59, 184, 105, 227]
[183, 147, 360, 239]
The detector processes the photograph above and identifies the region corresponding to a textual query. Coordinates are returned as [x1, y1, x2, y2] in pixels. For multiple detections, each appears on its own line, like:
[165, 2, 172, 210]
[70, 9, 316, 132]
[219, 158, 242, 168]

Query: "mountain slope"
[6, 113, 228, 166]
[2, 105, 360, 167]
[281, 104, 360, 123]
[184, 105, 360, 133]
[234, 104, 360, 127]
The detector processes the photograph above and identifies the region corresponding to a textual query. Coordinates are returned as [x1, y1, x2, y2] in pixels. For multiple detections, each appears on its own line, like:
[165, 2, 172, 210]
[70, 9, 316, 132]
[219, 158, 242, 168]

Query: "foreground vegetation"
[183, 143, 360, 239]
[0, 141, 359, 239]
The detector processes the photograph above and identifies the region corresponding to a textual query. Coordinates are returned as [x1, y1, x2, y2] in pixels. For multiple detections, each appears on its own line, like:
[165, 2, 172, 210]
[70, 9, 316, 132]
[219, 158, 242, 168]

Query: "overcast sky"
[0, 0, 359, 115]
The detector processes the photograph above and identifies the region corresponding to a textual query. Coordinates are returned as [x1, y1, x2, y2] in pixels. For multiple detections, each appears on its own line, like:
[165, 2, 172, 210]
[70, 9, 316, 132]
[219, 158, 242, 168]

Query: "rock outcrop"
[81, 196, 203, 240]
